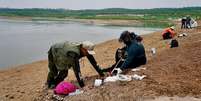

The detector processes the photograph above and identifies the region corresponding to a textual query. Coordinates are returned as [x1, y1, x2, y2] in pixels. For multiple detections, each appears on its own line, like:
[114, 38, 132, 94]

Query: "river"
[0, 19, 161, 69]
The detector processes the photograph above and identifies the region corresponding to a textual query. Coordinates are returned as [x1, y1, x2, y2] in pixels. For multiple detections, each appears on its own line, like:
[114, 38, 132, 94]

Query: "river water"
[0, 19, 161, 69]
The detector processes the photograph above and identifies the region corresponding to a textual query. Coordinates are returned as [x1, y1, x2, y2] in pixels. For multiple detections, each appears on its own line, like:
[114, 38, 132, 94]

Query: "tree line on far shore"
[0, 7, 200, 28]
[0, 7, 200, 20]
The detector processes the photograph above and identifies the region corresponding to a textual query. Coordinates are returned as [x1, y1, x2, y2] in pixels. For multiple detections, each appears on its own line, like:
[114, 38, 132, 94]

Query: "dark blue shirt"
[120, 41, 146, 69]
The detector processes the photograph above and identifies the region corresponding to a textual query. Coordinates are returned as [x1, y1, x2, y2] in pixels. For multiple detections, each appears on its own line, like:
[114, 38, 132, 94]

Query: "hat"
[82, 41, 95, 55]
[170, 26, 175, 30]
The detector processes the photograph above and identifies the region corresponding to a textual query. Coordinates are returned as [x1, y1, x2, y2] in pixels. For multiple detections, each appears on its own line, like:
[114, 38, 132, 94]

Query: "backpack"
[170, 39, 179, 48]
[54, 81, 78, 95]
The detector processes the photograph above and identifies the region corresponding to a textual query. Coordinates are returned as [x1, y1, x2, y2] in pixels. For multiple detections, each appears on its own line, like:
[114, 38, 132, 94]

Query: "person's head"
[80, 41, 95, 56]
[119, 31, 133, 45]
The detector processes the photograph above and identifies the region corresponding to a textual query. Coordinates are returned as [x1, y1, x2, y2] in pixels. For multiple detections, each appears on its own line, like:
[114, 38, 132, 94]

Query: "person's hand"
[111, 68, 122, 75]
[98, 69, 105, 77]
[99, 73, 105, 77]
[79, 80, 85, 88]
[96, 66, 105, 77]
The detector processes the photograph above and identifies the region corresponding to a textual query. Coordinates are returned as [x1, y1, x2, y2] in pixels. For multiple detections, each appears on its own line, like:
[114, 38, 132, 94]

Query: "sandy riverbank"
[0, 20, 201, 101]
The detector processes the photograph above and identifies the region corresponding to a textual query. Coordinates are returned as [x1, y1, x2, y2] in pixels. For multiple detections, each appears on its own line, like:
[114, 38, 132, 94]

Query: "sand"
[0, 20, 201, 101]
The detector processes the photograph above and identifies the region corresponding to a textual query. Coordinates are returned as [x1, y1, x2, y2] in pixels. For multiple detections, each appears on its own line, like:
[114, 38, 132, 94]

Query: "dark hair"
[129, 32, 137, 40]
[119, 31, 133, 45]
[130, 32, 143, 42]
[119, 31, 142, 44]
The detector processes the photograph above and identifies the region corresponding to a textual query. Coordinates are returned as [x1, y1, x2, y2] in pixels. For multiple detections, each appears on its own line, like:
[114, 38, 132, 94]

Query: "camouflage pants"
[47, 48, 68, 88]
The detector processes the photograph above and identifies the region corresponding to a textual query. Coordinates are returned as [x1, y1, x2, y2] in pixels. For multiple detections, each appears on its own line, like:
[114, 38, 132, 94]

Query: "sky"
[0, 0, 201, 10]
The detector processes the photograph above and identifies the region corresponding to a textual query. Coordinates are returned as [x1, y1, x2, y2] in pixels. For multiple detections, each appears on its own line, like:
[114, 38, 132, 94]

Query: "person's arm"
[87, 54, 104, 76]
[120, 45, 137, 70]
[73, 58, 85, 87]
[67, 51, 84, 87]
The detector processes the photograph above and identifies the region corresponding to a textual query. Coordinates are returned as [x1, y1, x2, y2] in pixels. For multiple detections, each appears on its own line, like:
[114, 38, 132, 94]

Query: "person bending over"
[162, 26, 176, 40]
[46, 41, 104, 88]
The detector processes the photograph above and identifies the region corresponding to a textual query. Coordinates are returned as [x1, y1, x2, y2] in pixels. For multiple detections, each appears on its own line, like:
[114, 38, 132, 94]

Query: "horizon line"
[0, 6, 201, 10]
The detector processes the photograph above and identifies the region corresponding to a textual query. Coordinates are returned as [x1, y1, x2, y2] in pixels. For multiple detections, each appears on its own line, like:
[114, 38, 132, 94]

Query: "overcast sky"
[0, 0, 201, 10]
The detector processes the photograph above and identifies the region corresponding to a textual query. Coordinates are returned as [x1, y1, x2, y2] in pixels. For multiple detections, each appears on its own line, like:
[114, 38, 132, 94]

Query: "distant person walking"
[46, 41, 104, 88]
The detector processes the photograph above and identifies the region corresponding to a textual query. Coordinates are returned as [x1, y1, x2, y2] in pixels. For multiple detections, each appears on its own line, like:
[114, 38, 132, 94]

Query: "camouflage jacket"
[49, 41, 81, 71]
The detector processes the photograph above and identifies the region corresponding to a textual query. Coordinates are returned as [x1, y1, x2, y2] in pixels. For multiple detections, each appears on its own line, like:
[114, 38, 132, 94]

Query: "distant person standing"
[186, 16, 192, 29]
[181, 17, 187, 29]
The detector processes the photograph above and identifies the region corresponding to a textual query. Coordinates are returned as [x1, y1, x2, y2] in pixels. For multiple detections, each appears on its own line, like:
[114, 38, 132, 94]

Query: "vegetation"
[0, 7, 201, 27]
